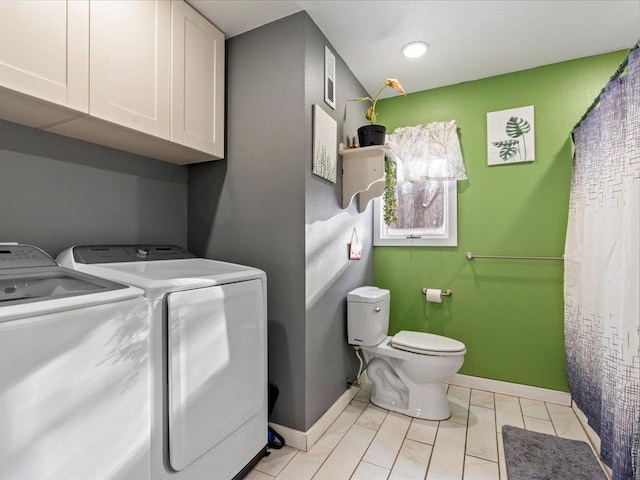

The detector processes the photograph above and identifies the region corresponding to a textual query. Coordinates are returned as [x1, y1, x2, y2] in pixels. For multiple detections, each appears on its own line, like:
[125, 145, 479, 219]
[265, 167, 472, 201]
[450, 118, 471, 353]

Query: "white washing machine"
[0, 243, 150, 479]
[57, 245, 267, 480]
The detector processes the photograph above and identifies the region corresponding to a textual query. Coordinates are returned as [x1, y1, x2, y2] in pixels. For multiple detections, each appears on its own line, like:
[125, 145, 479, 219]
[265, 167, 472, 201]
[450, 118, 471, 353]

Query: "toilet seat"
[391, 330, 466, 356]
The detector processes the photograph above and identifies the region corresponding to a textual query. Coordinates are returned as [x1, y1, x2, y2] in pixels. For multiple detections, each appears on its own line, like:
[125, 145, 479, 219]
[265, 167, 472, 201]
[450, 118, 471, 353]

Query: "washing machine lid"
[57, 245, 266, 300]
[391, 330, 466, 355]
[0, 244, 143, 322]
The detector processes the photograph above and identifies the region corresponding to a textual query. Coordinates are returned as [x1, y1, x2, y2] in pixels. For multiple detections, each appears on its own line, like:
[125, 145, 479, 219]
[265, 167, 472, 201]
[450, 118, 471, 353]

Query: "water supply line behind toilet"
[348, 346, 364, 388]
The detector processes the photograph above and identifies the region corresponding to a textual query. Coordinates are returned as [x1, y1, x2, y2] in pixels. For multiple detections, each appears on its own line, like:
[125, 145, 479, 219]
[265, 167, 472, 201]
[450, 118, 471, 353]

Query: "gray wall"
[302, 15, 373, 428]
[188, 12, 373, 431]
[0, 119, 187, 257]
[188, 13, 308, 429]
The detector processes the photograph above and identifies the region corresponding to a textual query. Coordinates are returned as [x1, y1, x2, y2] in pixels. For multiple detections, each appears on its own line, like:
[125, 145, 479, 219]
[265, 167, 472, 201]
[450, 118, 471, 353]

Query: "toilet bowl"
[347, 286, 466, 420]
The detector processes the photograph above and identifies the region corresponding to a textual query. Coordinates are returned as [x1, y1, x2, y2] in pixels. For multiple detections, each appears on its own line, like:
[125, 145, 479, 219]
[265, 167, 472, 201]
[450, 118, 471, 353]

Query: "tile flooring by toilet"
[248, 382, 608, 480]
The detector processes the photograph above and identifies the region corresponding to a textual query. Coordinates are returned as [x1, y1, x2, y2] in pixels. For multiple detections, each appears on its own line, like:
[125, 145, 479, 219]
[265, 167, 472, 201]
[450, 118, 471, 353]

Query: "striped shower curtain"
[564, 44, 640, 480]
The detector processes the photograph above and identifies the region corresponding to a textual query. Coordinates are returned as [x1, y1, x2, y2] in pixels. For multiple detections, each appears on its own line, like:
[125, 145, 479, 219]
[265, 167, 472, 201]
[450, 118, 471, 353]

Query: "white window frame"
[373, 180, 458, 246]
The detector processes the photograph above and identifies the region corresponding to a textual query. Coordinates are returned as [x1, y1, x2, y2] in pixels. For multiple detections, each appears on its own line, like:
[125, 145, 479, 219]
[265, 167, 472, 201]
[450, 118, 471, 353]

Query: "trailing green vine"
[383, 158, 398, 226]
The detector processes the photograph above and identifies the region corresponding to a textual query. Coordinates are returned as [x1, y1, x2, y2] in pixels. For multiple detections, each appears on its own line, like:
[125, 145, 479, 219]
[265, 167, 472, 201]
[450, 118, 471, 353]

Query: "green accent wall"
[374, 51, 627, 392]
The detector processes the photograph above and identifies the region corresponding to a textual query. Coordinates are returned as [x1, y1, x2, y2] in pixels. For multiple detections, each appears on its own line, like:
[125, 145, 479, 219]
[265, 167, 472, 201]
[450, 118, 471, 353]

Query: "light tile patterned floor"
[249, 382, 606, 480]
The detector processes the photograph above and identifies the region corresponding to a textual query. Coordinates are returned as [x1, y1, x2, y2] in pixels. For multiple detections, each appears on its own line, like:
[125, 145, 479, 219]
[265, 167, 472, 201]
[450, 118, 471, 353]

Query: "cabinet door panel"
[0, 0, 88, 112]
[171, 0, 224, 158]
[90, 0, 170, 139]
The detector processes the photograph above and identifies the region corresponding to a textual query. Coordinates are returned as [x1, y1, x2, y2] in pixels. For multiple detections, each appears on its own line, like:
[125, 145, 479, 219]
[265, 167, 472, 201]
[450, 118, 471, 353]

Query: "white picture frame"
[312, 104, 337, 183]
[487, 105, 535, 165]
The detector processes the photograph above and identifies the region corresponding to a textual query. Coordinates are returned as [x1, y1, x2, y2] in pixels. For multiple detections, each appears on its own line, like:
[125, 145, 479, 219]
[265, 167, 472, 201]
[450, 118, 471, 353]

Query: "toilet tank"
[347, 287, 390, 346]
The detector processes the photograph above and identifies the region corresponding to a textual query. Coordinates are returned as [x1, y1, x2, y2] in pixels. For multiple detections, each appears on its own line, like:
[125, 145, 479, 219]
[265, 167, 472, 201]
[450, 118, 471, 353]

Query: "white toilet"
[348, 286, 466, 420]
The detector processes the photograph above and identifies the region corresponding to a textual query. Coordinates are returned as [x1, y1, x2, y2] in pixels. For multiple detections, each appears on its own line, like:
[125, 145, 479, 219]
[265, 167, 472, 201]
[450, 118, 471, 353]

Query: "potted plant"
[351, 78, 406, 146]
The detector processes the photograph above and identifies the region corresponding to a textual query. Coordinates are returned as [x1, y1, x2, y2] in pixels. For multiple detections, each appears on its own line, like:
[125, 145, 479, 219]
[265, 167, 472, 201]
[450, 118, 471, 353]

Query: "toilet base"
[370, 381, 452, 420]
[363, 352, 456, 421]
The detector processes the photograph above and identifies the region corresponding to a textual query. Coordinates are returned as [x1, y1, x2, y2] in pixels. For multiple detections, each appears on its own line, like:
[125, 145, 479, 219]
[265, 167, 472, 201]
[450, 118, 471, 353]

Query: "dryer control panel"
[0, 244, 57, 270]
[72, 245, 195, 264]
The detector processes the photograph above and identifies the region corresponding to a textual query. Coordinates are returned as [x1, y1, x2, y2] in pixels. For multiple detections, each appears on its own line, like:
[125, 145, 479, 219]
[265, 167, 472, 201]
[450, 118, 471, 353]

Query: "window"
[376, 120, 466, 246]
[373, 180, 457, 246]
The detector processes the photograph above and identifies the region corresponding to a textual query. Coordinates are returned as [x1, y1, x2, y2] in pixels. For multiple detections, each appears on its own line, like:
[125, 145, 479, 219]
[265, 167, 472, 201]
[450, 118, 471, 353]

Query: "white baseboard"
[269, 381, 361, 452]
[267, 422, 307, 451]
[450, 374, 572, 406]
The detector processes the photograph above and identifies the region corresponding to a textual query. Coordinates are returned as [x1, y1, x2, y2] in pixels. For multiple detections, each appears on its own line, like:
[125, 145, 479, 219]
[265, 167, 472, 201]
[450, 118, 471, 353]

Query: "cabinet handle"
[374, 308, 381, 312]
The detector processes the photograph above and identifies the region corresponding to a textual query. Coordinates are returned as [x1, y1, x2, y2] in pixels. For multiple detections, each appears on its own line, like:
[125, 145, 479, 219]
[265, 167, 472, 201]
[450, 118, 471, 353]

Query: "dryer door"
[167, 279, 266, 471]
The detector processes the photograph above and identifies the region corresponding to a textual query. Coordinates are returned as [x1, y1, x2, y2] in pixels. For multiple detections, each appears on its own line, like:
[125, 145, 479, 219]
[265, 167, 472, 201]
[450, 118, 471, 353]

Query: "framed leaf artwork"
[487, 105, 535, 165]
[312, 104, 337, 183]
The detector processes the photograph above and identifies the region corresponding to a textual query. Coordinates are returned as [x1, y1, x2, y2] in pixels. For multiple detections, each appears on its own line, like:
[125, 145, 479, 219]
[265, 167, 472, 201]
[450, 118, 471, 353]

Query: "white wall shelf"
[339, 143, 400, 212]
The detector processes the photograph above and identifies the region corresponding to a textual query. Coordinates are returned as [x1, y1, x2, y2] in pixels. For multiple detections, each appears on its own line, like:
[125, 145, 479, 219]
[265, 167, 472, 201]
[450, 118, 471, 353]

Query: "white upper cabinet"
[0, 0, 88, 113]
[171, 0, 225, 158]
[90, 0, 171, 139]
[0, 0, 224, 164]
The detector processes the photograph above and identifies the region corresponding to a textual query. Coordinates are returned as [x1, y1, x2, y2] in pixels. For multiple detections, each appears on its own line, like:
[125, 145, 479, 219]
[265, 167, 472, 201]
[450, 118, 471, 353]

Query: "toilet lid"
[391, 331, 466, 355]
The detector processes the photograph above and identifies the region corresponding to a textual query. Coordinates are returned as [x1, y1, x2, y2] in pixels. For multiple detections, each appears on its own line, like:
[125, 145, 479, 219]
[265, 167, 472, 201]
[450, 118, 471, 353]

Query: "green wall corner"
[374, 50, 628, 392]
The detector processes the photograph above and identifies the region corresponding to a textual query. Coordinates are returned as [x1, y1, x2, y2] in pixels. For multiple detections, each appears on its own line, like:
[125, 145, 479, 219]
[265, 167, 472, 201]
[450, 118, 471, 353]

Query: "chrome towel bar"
[466, 252, 564, 261]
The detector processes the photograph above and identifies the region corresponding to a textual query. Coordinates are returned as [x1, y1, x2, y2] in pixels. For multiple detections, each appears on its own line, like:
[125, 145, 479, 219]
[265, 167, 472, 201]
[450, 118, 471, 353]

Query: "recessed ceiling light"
[402, 41, 429, 58]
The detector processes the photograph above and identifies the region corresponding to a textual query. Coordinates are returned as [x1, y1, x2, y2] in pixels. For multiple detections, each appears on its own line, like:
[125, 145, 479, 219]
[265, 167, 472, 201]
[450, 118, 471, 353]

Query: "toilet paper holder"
[421, 288, 452, 297]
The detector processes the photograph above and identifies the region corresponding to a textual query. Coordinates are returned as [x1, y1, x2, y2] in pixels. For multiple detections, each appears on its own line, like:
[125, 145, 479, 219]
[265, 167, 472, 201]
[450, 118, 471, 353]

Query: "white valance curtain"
[565, 43, 639, 480]
[387, 120, 467, 182]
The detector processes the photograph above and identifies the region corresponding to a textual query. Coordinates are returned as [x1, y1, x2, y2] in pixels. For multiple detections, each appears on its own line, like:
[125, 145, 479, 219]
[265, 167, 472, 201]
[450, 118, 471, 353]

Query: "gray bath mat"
[502, 425, 607, 480]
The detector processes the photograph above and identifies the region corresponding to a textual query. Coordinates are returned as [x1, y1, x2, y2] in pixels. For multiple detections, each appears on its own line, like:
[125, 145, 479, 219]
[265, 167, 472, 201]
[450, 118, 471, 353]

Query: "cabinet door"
[171, 0, 225, 158]
[90, 0, 170, 139]
[0, 0, 88, 112]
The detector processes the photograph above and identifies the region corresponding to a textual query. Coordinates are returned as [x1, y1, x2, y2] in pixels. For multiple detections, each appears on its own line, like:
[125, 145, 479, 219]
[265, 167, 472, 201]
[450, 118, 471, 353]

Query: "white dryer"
[57, 245, 267, 480]
[0, 243, 150, 479]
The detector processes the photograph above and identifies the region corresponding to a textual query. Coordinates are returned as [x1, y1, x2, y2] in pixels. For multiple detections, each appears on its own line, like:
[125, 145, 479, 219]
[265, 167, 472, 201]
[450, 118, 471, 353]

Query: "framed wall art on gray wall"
[312, 104, 337, 183]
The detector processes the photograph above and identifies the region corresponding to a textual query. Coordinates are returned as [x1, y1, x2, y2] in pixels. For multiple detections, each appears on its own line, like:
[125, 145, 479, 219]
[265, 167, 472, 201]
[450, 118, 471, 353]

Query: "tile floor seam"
[359, 424, 382, 432]
[385, 446, 401, 478]
[492, 394, 501, 480]
[306, 449, 332, 480]
[522, 413, 558, 436]
[305, 404, 369, 480]
[385, 435, 410, 480]
[341, 409, 379, 480]
[543, 401, 559, 436]
[422, 416, 441, 478]
[406, 437, 434, 446]
[352, 461, 391, 480]
[461, 391, 471, 480]
[342, 434, 378, 480]
[543, 401, 552, 434]
[517, 393, 525, 428]
[263, 448, 298, 478]
[329, 423, 378, 480]
[443, 387, 472, 480]
[465, 452, 499, 463]
[362, 412, 411, 471]
[498, 432, 504, 480]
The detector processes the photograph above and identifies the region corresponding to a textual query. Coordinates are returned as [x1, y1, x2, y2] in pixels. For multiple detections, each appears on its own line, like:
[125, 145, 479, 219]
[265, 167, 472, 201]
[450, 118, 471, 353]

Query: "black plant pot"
[357, 124, 387, 146]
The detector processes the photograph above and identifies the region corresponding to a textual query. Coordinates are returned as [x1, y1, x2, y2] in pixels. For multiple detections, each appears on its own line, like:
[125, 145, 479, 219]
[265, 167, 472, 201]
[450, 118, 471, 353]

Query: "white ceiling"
[188, 0, 640, 97]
